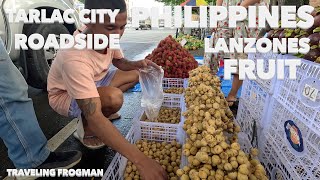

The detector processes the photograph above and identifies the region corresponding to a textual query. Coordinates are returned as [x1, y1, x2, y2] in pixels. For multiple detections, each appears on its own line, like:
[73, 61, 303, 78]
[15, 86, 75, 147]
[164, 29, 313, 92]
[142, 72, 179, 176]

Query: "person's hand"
[135, 156, 168, 180]
[134, 59, 161, 70]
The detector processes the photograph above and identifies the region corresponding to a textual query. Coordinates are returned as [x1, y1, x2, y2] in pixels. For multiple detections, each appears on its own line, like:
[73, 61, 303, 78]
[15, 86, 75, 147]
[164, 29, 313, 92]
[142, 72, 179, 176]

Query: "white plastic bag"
[139, 66, 164, 121]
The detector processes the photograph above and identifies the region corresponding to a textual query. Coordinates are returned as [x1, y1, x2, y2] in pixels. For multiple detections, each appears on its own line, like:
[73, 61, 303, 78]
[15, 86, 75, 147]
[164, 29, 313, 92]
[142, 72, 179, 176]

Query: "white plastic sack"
[139, 66, 164, 121]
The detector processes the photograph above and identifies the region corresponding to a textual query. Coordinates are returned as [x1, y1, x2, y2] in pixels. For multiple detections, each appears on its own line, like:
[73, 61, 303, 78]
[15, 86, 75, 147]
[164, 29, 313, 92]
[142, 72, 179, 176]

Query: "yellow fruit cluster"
[164, 87, 184, 94]
[124, 140, 182, 180]
[176, 66, 268, 180]
[143, 107, 181, 124]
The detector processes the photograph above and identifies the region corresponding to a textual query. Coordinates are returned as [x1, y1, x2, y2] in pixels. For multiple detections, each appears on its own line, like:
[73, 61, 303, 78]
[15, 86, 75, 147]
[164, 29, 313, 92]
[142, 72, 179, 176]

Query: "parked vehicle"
[0, 0, 81, 89]
[135, 20, 151, 30]
[159, 20, 165, 28]
[159, 22, 165, 28]
[135, 23, 152, 30]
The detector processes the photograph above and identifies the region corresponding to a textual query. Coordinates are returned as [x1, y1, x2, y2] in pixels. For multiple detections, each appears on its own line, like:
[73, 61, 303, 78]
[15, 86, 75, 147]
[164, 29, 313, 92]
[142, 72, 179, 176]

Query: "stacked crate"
[236, 80, 271, 147]
[102, 119, 186, 180]
[259, 98, 320, 179]
[103, 117, 253, 180]
[238, 52, 320, 179]
[103, 93, 187, 180]
[104, 73, 254, 180]
[162, 78, 188, 96]
[140, 94, 186, 126]
[236, 51, 281, 146]
[258, 58, 320, 179]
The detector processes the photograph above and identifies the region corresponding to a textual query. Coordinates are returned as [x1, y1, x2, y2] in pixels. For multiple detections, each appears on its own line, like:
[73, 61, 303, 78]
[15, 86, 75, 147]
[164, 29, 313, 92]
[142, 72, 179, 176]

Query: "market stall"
[176, 0, 210, 40]
[102, 34, 267, 180]
[101, 5, 319, 180]
[237, 51, 320, 179]
[236, 7, 320, 179]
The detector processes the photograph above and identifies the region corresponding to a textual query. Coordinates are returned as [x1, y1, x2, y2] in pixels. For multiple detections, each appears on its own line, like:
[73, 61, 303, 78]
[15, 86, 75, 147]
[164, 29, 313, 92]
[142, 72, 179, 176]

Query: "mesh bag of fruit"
[139, 66, 164, 121]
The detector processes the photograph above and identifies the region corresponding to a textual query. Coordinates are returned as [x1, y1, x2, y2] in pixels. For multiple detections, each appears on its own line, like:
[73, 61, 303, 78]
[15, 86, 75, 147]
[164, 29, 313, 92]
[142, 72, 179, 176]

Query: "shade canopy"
[180, 0, 208, 6]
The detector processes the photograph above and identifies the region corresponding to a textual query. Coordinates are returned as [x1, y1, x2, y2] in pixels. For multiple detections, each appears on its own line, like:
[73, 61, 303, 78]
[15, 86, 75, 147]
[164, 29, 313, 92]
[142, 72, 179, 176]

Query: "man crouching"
[47, 0, 167, 179]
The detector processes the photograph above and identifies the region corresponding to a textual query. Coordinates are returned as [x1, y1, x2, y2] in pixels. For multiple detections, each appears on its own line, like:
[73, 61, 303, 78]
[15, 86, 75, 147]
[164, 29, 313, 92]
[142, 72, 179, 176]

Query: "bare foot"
[83, 126, 104, 147]
[108, 112, 121, 121]
[226, 95, 237, 106]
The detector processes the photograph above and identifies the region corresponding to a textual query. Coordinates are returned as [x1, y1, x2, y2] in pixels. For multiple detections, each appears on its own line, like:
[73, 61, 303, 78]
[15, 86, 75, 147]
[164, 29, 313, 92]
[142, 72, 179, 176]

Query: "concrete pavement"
[0, 28, 175, 179]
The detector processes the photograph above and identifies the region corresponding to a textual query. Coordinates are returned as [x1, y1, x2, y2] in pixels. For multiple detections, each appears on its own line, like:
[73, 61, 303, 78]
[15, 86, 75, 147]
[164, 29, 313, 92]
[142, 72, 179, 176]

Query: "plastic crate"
[259, 98, 320, 180]
[237, 132, 253, 154]
[259, 134, 298, 180]
[236, 80, 271, 147]
[141, 94, 186, 125]
[102, 120, 186, 180]
[273, 57, 320, 133]
[103, 117, 253, 180]
[248, 52, 284, 94]
[162, 78, 188, 93]
[163, 78, 186, 89]
[162, 94, 185, 109]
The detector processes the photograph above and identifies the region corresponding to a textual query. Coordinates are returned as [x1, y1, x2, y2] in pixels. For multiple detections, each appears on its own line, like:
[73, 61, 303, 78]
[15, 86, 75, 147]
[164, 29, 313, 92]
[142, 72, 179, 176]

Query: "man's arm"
[76, 97, 167, 180]
[112, 58, 137, 71]
[76, 97, 145, 164]
[113, 58, 161, 71]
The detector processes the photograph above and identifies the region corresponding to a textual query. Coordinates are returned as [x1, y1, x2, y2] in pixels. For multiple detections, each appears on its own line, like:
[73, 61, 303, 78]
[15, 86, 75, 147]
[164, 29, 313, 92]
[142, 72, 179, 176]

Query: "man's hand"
[75, 97, 166, 179]
[134, 59, 161, 70]
[135, 156, 168, 180]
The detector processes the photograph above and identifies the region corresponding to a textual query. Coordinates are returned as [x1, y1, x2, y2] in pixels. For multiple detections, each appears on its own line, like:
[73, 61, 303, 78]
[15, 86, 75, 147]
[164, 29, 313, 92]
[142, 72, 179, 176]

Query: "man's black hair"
[85, 0, 127, 13]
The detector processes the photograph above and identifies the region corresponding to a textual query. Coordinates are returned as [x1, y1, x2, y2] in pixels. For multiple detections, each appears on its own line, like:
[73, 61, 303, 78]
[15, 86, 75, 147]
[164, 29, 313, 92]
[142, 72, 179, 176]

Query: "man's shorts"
[68, 68, 117, 118]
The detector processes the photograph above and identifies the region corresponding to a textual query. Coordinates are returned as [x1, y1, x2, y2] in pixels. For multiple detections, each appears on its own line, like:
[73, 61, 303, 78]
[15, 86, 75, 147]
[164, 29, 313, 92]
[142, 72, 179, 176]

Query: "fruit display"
[164, 87, 185, 94]
[312, 6, 320, 28]
[143, 107, 181, 124]
[176, 66, 268, 180]
[304, 43, 320, 63]
[146, 35, 198, 78]
[175, 34, 205, 51]
[124, 140, 182, 180]
[266, 7, 320, 63]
